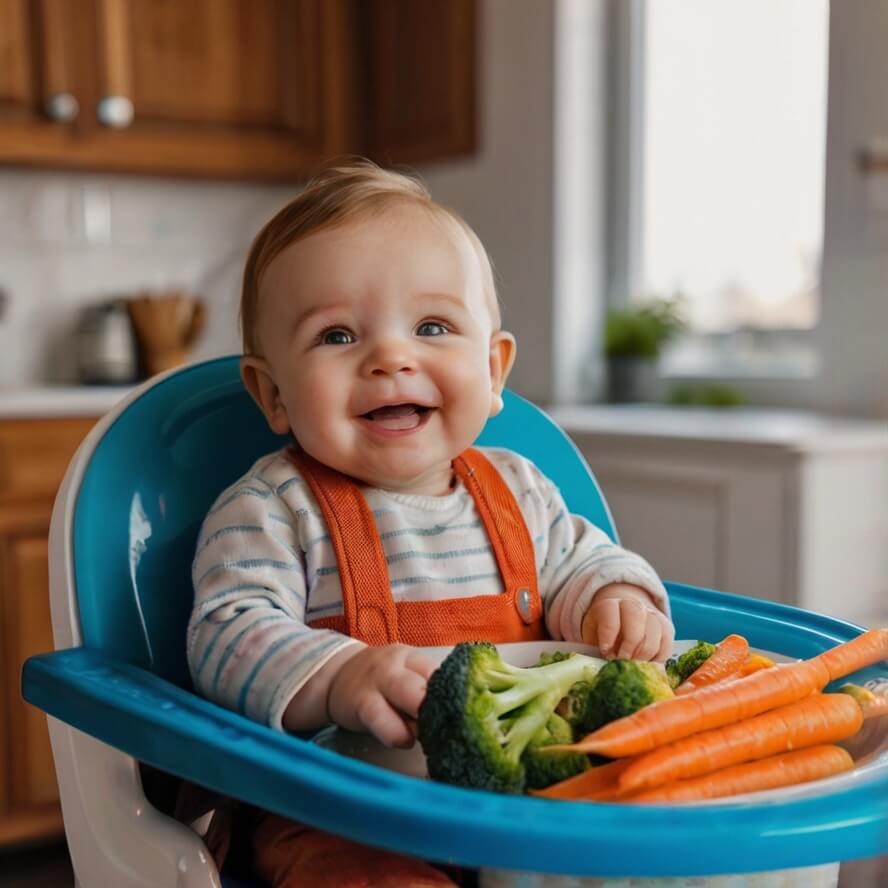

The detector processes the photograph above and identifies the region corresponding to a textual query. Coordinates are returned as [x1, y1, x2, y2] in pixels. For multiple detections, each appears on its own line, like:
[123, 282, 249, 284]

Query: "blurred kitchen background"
[0, 0, 886, 881]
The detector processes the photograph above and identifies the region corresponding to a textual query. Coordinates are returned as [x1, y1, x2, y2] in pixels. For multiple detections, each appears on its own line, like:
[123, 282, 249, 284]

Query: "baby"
[188, 160, 674, 887]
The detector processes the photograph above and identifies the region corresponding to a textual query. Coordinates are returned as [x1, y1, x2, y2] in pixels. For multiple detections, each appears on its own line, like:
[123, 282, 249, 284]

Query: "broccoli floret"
[522, 712, 590, 789]
[665, 640, 717, 689]
[533, 650, 576, 667]
[557, 678, 595, 728]
[570, 659, 674, 734]
[417, 642, 603, 793]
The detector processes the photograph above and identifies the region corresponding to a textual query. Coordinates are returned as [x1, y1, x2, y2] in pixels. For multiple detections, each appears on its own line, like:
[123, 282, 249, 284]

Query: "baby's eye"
[416, 321, 449, 337]
[319, 327, 355, 345]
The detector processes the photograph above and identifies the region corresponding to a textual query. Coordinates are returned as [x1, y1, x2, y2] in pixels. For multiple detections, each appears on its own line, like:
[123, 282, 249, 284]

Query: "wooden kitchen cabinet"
[0, 0, 477, 178]
[0, 416, 96, 847]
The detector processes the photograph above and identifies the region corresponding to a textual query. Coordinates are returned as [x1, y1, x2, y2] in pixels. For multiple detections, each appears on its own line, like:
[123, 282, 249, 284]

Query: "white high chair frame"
[47, 376, 223, 888]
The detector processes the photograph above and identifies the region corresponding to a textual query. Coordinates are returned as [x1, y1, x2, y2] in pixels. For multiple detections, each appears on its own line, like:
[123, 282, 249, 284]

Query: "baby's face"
[246, 202, 515, 495]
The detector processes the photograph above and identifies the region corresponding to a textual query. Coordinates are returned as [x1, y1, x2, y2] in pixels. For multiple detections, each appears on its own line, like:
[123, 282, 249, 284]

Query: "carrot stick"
[814, 627, 888, 682]
[559, 657, 831, 758]
[575, 783, 631, 802]
[529, 757, 635, 800]
[618, 692, 862, 792]
[738, 652, 775, 677]
[623, 745, 853, 803]
[675, 634, 750, 695]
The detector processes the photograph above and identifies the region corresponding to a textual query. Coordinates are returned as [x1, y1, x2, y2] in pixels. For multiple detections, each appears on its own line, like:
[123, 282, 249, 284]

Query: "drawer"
[0, 418, 97, 502]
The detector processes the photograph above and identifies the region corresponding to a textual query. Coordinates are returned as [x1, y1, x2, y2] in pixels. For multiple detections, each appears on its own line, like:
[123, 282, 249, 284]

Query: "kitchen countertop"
[545, 404, 888, 453]
[0, 385, 137, 419]
[1, 387, 886, 454]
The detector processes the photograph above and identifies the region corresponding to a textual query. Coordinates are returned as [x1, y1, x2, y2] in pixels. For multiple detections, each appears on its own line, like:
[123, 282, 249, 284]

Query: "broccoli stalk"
[523, 712, 591, 789]
[417, 642, 603, 793]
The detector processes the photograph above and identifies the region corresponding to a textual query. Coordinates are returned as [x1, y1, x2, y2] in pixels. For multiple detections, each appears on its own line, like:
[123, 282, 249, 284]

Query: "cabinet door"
[0, 0, 85, 154]
[0, 417, 95, 847]
[0, 504, 63, 847]
[76, 0, 357, 177]
[361, 0, 476, 164]
[0, 0, 479, 177]
[0, 0, 35, 119]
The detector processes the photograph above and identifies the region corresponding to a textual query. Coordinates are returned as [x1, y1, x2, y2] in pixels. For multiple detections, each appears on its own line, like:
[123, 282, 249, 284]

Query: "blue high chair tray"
[20, 357, 888, 880]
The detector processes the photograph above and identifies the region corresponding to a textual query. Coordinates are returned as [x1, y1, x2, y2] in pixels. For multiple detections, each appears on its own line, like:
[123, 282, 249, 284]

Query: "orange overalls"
[251, 446, 548, 887]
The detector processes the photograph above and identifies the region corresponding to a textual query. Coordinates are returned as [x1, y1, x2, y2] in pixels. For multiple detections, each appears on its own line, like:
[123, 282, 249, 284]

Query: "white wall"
[0, 172, 295, 384]
[420, 0, 558, 403]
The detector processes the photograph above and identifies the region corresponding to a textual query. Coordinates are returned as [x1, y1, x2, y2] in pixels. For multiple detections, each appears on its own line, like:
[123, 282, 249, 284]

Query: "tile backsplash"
[0, 170, 298, 385]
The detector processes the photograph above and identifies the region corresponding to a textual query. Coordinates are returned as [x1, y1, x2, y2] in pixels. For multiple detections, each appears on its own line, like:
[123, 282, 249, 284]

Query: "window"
[622, 0, 830, 376]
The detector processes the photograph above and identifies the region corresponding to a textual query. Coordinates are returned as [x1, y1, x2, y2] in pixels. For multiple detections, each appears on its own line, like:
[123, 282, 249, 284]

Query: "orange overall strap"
[452, 449, 542, 626]
[287, 448, 399, 646]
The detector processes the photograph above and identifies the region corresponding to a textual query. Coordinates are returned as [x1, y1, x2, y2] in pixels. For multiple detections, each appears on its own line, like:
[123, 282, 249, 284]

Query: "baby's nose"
[363, 339, 417, 376]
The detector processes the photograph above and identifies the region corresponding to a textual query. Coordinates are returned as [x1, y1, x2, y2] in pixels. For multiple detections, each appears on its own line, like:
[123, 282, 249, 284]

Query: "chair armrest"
[21, 643, 888, 876]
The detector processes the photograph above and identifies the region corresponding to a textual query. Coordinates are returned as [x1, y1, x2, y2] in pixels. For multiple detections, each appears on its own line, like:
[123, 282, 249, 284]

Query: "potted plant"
[604, 296, 686, 402]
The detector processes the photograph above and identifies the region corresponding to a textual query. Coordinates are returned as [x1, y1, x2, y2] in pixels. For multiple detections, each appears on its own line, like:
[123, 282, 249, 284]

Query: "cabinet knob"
[44, 93, 80, 123]
[96, 95, 135, 129]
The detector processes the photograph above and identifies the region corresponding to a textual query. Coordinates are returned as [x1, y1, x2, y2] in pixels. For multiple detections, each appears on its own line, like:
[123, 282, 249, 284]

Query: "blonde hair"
[240, 158, 498, 354]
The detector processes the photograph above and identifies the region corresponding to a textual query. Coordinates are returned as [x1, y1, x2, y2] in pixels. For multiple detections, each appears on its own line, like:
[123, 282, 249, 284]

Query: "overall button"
[516, 587, 534, 623]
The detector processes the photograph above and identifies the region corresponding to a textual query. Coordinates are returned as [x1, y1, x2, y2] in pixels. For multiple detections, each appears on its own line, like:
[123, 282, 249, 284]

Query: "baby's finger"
[356, 692, 415, 748]
[633, 613, 663, 662]
[382, 667, 429, 720]
[615, 599, 647, 659]
[405, 651, 438, 682]
[655, 619, 675, 663]
[589, 598, 621, 656]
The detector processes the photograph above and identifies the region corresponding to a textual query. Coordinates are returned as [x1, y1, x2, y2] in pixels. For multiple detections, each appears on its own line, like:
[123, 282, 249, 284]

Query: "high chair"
[21, 357, 888, 888]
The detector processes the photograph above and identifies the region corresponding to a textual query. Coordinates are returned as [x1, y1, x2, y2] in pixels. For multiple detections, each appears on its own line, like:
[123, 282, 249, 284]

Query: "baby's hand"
[327, 644, 437, 748]
[581, 583, 674, 662]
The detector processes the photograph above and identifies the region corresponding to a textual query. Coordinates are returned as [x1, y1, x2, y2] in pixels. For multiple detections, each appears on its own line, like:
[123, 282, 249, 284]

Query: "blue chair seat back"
[74, 357, 615, 687]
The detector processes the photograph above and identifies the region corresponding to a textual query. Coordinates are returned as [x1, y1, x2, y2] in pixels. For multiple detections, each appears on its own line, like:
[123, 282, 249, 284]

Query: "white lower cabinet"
[549, 406, 888, 627]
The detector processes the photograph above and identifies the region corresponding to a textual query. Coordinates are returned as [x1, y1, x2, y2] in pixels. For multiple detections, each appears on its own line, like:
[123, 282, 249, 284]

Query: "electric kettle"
[75, 300, 139, 385]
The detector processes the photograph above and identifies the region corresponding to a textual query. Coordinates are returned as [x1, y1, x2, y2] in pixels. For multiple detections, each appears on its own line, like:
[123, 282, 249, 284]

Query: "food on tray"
[417, 642, 604, 793]
[539, 627, 888, 804]
[419, 629, 888, 805]
[665, 640, 717, 689]
[817, 628, 888, 681]
[615, 692, 863, 793]
[562, 657, 834, 758]
[838, 682, 888, 720]
[665, 640, 775, 690]
[562, 659, 674, 734]
[627, 745, 854, 803]
[738, 651, 776, 677]
[522, 712, 591, 790]
[674, 633, 749, 695]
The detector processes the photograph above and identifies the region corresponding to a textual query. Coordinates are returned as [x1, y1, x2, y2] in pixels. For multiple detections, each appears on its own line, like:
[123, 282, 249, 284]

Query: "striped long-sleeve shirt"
[187, 447, 669, 730]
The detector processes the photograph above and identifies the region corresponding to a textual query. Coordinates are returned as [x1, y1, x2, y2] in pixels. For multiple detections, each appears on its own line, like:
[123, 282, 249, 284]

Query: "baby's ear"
[488, 330, 517, 417]
[240, 356, 291, 435]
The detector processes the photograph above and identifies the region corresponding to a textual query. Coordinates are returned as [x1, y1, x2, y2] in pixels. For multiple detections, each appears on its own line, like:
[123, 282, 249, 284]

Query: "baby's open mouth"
[360, 403, 432, 432]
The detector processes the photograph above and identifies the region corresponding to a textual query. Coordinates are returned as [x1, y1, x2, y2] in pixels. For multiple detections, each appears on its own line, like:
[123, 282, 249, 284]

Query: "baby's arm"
[189, 462, 435, 747]
[527, 468, 673, 661]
